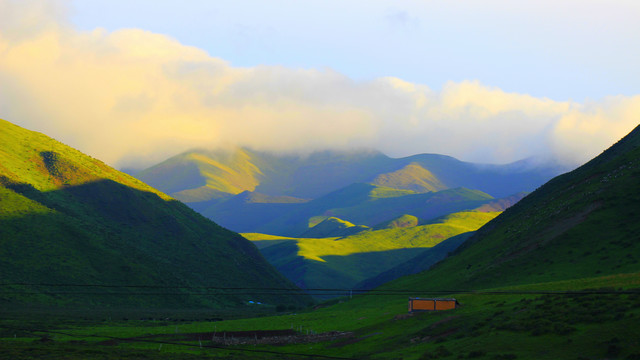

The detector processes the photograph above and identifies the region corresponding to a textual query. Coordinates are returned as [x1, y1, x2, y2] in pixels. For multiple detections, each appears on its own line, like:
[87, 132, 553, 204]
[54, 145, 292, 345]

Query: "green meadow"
[3, 273, 639, 359]
[243, 211, 500, 291]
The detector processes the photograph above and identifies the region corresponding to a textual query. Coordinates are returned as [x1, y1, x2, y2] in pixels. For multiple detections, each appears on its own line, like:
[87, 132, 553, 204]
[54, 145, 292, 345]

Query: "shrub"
[468, 350, 487, 358]
[493, 355, 517, 360]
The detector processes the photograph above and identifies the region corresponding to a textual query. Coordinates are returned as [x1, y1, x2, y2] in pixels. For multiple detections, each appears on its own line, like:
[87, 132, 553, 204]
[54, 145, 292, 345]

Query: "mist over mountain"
[135, 147, 564, 236]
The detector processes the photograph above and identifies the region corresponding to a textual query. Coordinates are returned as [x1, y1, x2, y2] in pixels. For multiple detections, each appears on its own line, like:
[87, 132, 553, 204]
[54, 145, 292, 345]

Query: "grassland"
[245, 184, 499, 236]
[243, 211, 500, 291]
[247, 211, 499, 262]
[3, 272, 638, 359]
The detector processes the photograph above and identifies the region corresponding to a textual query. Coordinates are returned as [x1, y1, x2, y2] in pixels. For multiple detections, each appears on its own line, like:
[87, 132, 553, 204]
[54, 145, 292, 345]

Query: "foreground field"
[3, 272, 639, 359]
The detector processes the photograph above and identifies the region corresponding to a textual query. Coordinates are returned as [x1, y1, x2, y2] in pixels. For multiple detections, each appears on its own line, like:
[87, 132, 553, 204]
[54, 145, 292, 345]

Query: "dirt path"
[99, 329, 354, 346]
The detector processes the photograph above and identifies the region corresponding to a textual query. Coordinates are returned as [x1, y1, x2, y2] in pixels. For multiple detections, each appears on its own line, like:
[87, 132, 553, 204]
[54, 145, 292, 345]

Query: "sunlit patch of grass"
[242, 212, 500, 291]
[246, 211, 499, 260]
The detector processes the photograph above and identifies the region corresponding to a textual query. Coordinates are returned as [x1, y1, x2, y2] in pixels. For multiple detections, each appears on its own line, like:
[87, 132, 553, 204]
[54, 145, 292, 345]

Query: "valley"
[2, 118, 640, 359]
[130, 147, 548, 293]
[244, 210, 501, 292]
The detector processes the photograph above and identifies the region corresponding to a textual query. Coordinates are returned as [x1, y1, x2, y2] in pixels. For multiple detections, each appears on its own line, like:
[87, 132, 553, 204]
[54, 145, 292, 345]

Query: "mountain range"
[135, 147, 564, 236]
[131, 145, 563, 295]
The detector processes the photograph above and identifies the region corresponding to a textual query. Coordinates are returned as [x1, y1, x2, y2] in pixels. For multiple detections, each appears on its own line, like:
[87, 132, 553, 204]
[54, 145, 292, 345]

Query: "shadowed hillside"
[0, 119, 308, 308]
[253, 185, 498, 236]
[244, 210, 500, 294]
[386, 123, 640, 292]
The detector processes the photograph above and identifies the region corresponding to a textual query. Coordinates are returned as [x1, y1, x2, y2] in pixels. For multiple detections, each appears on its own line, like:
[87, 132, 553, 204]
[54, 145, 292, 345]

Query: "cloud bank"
[0, 0, 638, 169]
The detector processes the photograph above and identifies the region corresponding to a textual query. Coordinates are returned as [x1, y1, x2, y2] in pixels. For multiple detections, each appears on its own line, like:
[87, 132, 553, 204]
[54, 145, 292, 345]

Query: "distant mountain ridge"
[136, 147, 563, 201]
[135, 147, 563, 235]
[0, 119, 307, 308]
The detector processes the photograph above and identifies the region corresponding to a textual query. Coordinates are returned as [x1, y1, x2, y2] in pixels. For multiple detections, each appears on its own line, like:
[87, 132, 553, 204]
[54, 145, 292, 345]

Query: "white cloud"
[0, 0, 638, 170]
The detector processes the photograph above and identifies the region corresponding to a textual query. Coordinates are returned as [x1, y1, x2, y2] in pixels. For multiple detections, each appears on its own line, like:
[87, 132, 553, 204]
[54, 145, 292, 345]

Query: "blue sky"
[1, 0, 639, 168]
[69, 0, 639, 101]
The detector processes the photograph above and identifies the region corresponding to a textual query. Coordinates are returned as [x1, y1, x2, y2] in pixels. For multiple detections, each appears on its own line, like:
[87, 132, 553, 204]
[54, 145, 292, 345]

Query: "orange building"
[408, 298, 460, 312]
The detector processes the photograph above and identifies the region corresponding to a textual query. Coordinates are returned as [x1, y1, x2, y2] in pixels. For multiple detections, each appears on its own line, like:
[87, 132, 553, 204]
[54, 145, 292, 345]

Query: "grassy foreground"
[2, 272, 639, 359]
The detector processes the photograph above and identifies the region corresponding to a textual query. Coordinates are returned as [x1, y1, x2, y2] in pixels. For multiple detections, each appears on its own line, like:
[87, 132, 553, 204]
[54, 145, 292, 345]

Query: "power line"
[1, 290, 638, 295]
[0, 282, 638, 296]
[0, 282, 308, 291]
[0, 291, 355, 296]
[0, 324, 354, 360]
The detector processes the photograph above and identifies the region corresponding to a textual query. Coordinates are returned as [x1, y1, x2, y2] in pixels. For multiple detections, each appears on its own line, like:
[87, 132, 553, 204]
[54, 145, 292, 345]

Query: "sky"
[1, 0, 639, 169]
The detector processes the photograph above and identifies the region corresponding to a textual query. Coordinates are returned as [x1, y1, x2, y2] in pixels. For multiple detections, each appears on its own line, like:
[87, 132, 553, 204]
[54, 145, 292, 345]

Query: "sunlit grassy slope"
[298, 216, 369, 238]
[243, 211, 500, 291]
[374, 213, 420, 229]
[137, 148, 397, 202]
[252, 184, 497, 236]
[370, 161, 447, 192]
[136, 149, 264, 201]
[0, 119, 307, 308]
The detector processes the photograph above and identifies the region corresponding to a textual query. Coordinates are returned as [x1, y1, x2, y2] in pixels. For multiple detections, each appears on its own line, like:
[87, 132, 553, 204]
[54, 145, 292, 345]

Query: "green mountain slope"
[137, 148, 397, 202]
[299, 217, 369, 238]
[387, 123, 640, 292]
[370, 162, 447, 192]
[135, 148, 264, 202]
[253, 184, 496, 236]
[374, 214, 420, 229]
[0, 119, 307, 308]
[244, 211, 500, 293]
[354, 231, 474, 290]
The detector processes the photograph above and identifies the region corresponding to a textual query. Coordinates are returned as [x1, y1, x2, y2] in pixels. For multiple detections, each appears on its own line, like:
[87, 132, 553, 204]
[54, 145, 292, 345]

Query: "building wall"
[411, 299, 436, 311]
[434, 300, 456, 310]
[409, 298, 457, 312]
